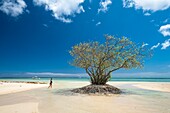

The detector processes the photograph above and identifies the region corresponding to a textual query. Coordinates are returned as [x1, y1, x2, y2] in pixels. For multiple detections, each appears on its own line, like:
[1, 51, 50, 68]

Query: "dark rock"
[71, 84, 121, 95]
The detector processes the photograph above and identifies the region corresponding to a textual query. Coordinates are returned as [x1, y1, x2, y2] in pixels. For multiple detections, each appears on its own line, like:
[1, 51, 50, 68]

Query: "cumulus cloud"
[159, 24, 170, 37]
[98, 0, 112, 13]
[151, 43, 160, 50]
[33, 0, 85, 23]
[0, 0, 27, 17]
[161, 39, 170, 50]
[96, 21, 101, 26]
[123, 0, 170, 13]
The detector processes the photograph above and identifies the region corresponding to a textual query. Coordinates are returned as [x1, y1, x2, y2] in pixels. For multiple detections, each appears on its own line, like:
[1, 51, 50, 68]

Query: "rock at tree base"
[71, 84, 121, 95]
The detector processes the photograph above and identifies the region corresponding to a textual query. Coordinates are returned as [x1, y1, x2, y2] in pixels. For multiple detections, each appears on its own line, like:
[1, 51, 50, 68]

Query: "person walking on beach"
[48, 78, 53, 88]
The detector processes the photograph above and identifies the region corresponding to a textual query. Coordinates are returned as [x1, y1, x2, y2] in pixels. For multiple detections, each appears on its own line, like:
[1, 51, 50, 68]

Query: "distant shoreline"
[0, 80, 47, 84]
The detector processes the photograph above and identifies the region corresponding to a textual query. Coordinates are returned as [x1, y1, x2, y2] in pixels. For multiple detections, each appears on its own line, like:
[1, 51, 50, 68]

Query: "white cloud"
[159, 24, 170, 37]
[144, 12, 151, 16]
[96, 21, 101, 26]
[25, 72, 87, 77]
[142, 43, 148, 47]
[123, 0, 170, 12]
[112, 72, 170, 78]
[33, 0, 85, 23]
[0, 0, 27, 17]
[161, 39, 170, 50]
[151, 43, 160, 50]
[98, 0, 112, 13]
[1, 72, 170, 78]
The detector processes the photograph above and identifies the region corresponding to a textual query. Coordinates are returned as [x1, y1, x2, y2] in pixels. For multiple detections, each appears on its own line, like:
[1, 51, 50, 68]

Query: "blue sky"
[0, 0, 170, 77]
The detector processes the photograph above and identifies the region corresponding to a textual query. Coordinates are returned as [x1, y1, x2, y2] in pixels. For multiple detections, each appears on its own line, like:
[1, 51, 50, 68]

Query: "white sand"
[0, 82, 48, 95]
[0, 102, 39, 113]
[0, 81, 170, 113]
[133, 82, 170, 92]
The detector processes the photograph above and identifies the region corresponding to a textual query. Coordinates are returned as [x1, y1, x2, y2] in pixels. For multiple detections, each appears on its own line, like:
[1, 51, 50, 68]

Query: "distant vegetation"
[69, 35, 152, 85]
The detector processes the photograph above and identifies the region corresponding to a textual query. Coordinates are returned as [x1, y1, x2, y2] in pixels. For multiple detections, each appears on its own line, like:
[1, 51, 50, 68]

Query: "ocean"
[1, 77, 170, 82]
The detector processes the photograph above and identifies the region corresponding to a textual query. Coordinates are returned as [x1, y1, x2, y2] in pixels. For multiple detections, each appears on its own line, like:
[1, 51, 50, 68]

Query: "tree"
[69, 35, 152, 85]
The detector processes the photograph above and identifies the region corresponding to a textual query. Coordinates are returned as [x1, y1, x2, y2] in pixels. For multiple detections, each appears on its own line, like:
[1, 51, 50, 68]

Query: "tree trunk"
[90, 74, 111, 85]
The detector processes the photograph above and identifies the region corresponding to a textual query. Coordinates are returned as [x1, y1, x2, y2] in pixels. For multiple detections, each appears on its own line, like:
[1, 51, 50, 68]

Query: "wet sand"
[0, 81, 170, 113]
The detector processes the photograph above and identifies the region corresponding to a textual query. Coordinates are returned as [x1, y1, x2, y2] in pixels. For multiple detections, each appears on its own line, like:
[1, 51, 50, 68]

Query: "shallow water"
[0, 81, 170, 113]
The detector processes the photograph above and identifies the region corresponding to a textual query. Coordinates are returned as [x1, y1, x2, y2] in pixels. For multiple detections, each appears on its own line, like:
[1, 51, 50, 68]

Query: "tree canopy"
[69, 35, 152, 85]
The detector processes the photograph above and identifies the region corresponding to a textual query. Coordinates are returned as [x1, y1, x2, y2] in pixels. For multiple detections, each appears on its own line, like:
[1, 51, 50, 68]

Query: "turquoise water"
[1, 77, 170, 82]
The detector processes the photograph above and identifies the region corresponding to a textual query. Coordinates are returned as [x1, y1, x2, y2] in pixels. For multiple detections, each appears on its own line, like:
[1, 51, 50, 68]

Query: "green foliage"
[69, 35, 152, 85]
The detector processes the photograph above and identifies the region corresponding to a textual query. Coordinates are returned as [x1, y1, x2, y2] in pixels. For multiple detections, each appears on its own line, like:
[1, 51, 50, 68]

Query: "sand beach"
[0, 80, 170, 113]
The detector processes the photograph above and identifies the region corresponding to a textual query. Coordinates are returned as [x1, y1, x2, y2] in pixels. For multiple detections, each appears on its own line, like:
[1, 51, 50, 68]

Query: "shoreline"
[0, 80, 47, 84]
[0, 81, 170, 113]
[1, 80, 170, 95]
